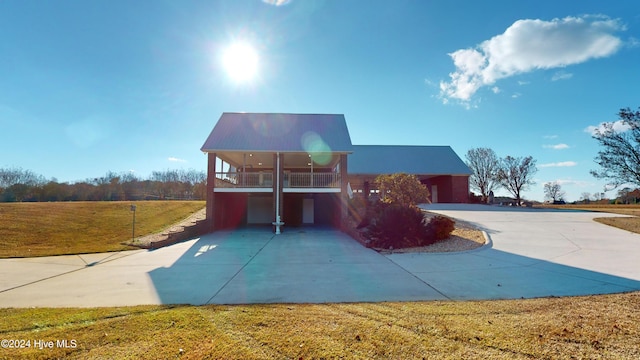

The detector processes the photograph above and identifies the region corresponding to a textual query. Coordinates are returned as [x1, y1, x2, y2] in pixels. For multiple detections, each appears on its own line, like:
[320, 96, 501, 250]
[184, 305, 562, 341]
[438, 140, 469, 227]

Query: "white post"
[273, 152, 284, 234]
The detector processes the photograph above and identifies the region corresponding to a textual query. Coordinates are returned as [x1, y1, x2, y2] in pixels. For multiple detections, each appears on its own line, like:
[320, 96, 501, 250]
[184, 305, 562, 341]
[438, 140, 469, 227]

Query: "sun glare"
[222, 42, 259, 83]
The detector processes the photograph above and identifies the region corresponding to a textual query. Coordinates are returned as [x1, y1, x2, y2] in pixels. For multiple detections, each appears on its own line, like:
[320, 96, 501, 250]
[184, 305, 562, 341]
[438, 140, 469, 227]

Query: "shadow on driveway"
[147, 227, 640, 305]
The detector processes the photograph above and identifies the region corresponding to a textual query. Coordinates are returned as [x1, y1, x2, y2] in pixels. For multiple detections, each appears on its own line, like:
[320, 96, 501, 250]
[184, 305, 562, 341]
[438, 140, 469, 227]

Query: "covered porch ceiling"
[216, 151, 343, 170]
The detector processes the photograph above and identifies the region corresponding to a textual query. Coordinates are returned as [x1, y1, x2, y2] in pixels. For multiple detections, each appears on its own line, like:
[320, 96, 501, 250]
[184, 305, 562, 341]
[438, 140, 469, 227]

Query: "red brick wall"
[214, 193, 248, 229]
[450, 176, 469, 203]
[425, 175, 469, 203]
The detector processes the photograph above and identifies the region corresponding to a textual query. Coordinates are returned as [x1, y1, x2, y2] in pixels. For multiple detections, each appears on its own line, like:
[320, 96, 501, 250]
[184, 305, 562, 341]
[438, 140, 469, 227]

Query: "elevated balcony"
[214, 172, 341, 192]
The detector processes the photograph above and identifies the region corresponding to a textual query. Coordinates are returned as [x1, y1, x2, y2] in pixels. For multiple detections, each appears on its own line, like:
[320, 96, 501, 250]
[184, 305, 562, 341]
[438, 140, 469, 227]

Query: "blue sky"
[1, 0, 639, 202]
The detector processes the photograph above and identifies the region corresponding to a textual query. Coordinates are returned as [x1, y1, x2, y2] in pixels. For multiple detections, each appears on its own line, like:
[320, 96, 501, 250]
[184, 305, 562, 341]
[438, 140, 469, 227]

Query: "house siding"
[451, 176, 469, 203]
[423, 175, 469, 204]
[213, 193, 248, 229]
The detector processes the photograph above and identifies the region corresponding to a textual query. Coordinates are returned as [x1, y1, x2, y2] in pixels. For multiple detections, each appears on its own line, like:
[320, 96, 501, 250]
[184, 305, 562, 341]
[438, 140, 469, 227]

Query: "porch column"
[272, 153, 284, 232]
[205, 153, 216, 232]
[339, 153, 349, 225]
[362, 180, 371, 201]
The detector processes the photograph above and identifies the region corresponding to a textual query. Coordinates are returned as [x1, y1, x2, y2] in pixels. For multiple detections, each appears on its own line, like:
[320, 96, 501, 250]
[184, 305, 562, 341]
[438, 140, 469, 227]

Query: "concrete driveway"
[0, 204, 639, 307]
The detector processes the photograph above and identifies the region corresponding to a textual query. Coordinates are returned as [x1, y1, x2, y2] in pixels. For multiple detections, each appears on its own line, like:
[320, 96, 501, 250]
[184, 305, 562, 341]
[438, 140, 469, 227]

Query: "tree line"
[0, 167, 206, 202]
[467, 106, 640, 205]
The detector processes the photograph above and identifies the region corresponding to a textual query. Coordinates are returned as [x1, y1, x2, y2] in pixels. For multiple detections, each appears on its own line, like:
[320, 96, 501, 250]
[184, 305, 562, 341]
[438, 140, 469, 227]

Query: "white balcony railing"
[215, 172, 273, 188]
[214, 172, 340, 188]
[285, 172, 340, 188]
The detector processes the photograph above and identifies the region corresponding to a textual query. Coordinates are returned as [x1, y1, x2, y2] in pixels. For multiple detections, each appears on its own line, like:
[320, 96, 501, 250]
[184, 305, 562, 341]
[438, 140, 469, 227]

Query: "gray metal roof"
[201, 113, 353, 153]
[348, 145, 471, 175]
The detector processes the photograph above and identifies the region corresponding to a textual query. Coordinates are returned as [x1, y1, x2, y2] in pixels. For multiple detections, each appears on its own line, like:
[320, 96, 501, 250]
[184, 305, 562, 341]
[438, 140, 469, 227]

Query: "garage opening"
[247, 194, 273, 225]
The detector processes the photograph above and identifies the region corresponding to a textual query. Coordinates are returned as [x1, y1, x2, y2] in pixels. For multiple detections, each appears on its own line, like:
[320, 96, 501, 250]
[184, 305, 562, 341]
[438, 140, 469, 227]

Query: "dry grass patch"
[0, 201, 205, 258]
[594, 217, 640, 234]
[1, 292, 639, 359]
[542, 204, 640, 235]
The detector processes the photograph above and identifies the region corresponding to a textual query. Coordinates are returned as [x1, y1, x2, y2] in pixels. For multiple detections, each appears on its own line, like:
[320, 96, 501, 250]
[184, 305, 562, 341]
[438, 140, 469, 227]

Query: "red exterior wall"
[213, 193, 248, 229]
[205, 153, 216, 232]
[424, 175, 469, 203]
[450, 176, 469, 203]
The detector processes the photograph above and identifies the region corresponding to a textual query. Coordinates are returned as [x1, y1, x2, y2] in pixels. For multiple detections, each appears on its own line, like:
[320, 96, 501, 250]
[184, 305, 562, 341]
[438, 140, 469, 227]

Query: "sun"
[222, 42, 259, 83]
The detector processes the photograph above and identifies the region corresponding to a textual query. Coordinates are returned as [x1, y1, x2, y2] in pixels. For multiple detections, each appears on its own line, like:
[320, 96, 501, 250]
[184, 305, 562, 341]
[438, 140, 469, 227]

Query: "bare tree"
[465, 147, 500, 203]
[580, 192, 592, 204]
[544, 181, 566, 202]
[497, 156, 537, 206]
[591, 107, 640, 188]
[617, 187, 632, 204]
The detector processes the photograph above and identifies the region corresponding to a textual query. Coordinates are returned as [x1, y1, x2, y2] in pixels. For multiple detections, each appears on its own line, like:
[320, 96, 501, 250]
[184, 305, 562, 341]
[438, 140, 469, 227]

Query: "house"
[201, 113, 470, 232]
[348, 145, 471, 203]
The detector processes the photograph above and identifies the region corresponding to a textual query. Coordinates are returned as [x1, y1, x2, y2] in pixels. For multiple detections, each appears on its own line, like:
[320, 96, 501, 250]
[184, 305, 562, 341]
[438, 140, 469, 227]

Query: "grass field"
[0, 201, 205, 258]
[542, 203, 640, 234]
[1, 292, 638, 359]
[2, 202, 639, 358]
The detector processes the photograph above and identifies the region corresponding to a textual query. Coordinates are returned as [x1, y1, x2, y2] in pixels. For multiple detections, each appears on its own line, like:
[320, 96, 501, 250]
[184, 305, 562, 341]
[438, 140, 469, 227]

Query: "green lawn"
[0, 201, 205, 258]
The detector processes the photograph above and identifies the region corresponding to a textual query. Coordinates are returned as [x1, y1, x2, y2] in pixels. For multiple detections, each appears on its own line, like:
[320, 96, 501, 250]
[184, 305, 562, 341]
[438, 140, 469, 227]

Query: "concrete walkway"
[1, 204, 639, 307]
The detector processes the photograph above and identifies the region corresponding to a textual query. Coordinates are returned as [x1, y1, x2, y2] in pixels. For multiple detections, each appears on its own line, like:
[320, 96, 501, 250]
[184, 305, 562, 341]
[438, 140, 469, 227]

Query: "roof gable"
[201, 113, 353, 153]
[348, 145, 471, 175]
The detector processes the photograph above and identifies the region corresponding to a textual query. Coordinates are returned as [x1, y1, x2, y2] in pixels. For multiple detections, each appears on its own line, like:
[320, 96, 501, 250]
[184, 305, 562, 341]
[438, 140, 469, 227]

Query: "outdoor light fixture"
[130, 204, 137, 242]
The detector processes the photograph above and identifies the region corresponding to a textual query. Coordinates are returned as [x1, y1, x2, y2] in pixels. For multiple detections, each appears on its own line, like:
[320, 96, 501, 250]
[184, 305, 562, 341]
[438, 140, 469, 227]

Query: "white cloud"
[543, 143, 570, 150]
[424, 78, 437, 87]
[511, 93, 521, 98]
[262, 0, 291, 5]
[439, 15, 624, 104]
[543, 134, 558, 139]
[540, 161, 578, 168]
[554, 178, 592, 187]
[168, 157, 187, 163]
[518, 80, 530, 85]
[584, 120, 631, 135]
[491, 86, 501, 94]
[551, 71, 573, 81]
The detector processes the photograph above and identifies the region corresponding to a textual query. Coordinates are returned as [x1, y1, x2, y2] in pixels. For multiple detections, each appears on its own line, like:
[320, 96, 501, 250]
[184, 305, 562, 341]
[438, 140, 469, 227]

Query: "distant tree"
[465, 147, 500, 203]
[497, 156, 537, 206]
[374, 173, 430, 207]
[580, 192, 592, 204]
[544, 181, 566, 202]
[0, 167, 46, 201]
[617, 187, 632, 204]
[591, 107, 640, 188]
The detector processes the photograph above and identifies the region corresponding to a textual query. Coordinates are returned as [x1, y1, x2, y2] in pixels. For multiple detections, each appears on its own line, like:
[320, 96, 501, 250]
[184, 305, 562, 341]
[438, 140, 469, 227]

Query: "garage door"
[247, 196, 273, 224]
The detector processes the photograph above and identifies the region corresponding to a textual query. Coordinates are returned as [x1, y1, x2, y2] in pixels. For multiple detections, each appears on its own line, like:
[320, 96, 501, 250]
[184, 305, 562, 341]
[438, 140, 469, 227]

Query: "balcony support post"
[339, 154, 348, 225]
[272, 152, 284, 234]
[206, 153, 216, 232]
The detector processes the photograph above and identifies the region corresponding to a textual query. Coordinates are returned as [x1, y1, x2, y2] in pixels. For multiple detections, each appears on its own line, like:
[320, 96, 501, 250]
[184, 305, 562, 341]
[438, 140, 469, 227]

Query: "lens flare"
[301, 131, 332, 165]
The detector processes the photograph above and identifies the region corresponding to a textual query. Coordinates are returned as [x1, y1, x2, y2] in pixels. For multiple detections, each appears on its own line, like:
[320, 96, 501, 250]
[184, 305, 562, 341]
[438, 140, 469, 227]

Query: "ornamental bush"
[374, 173, 430, 207]
[364, 204, 456, 249]
[367, 204, 429, 249]
[427, 215, 455, 241]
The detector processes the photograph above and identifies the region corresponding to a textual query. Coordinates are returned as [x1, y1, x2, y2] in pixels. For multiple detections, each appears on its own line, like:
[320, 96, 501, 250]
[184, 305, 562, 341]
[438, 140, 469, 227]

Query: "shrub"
[374, 173, 430, 207]
[427, 215, 455, 241]
[366, 204, 429, 249]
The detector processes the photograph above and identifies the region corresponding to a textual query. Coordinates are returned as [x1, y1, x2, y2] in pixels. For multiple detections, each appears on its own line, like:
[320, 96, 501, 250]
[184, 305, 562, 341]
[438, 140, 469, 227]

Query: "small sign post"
[130, 204, 137, 242]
